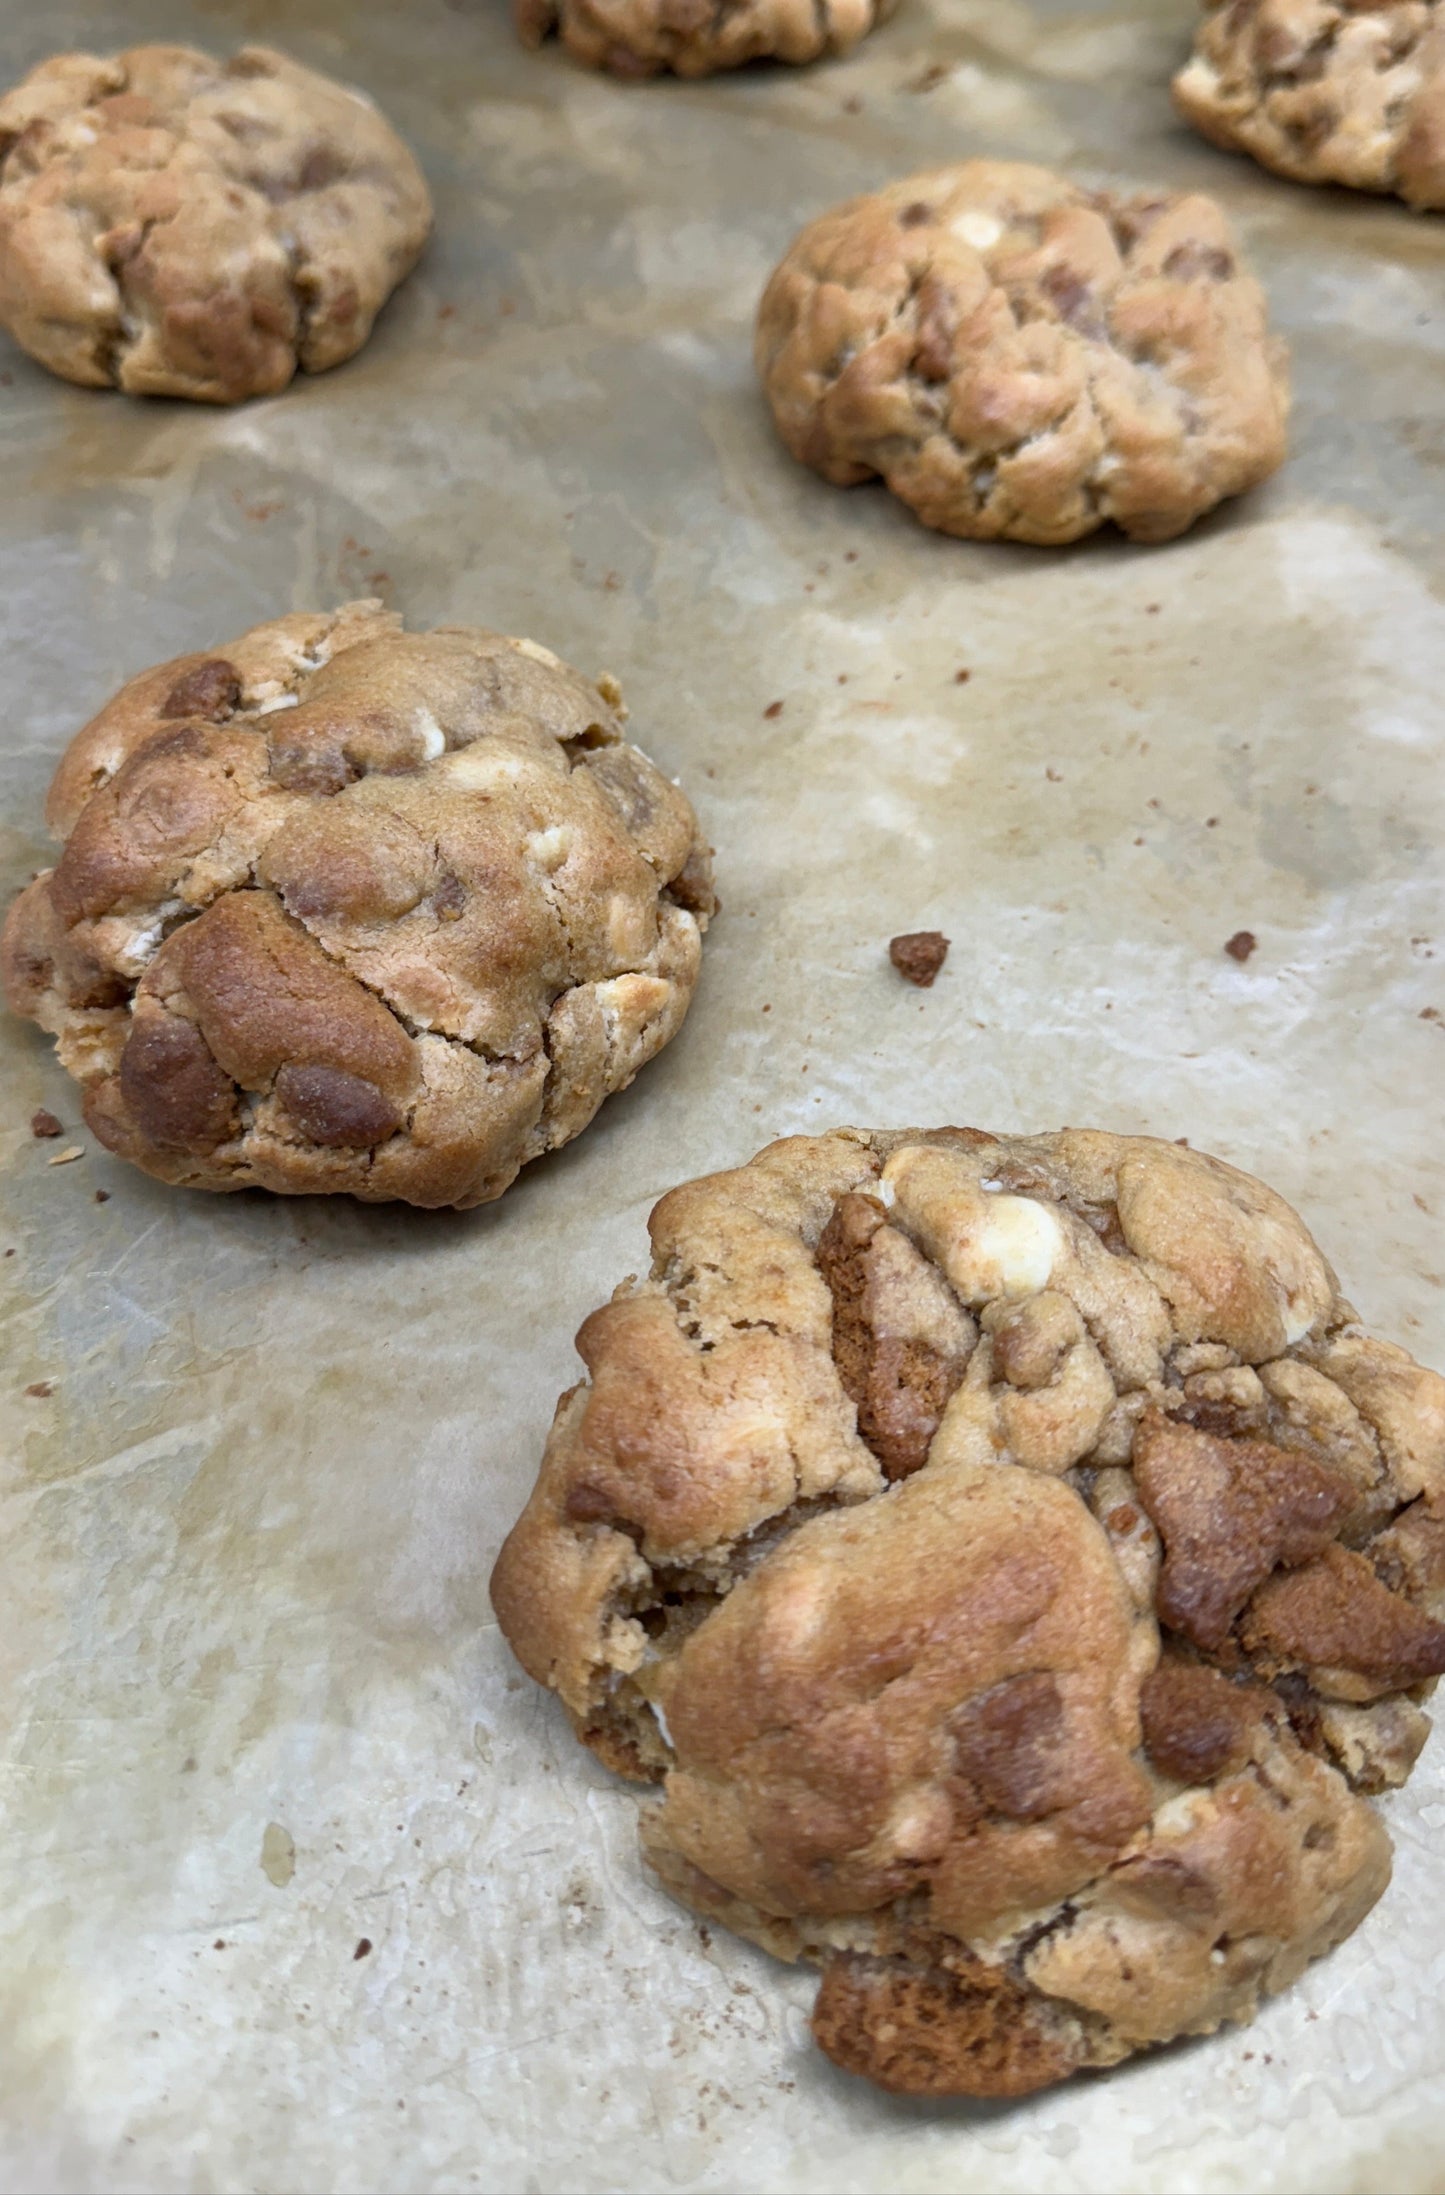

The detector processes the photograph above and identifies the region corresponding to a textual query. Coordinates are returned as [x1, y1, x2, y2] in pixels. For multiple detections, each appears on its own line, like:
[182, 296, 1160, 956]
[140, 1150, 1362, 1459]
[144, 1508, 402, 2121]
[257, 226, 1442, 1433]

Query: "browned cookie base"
[0, 43, 431, 400]
[3, 603, 714, 1207]
[493, 1129, 1444, 2093]
[1174, 1, 1445, 210]
[515, 0, 899, 80]
[756, 160, 1289, 545]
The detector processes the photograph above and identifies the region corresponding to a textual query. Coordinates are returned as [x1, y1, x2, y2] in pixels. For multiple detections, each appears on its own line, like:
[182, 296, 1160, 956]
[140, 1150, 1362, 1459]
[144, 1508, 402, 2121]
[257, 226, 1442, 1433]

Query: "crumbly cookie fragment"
[0, 43, 431, 400]
[515, 0, 898, 79]
[492, 1128, 1445, 2093]
[888, 930, 949, 986]
[1174, 1, 1445, 210]
[2, 602, 715, 1207]
[756, 160, 1290, 546]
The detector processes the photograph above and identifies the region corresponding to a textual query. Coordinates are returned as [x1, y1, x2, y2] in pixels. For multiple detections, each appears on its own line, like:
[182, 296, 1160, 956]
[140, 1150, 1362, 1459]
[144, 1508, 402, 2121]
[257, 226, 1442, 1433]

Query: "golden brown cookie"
[1174, 1, 1445, 210]
[755, 160, 1290, 545]
[0, 43, 431, 401]
[2, 602, 715, 1207]
[492, 1128, 1445, 2094]
[515, 0, 898, 79]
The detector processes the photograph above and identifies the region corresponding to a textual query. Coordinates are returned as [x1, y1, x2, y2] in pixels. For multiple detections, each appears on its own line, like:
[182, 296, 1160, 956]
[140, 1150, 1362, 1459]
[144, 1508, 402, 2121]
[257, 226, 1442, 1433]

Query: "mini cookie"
[0, 44, 431, 401]
[493, 1128, 1445, 2095]
[515, 0, 899, 78]
[756, 160, 1290, 545]
[1174, 1, 1445, 210]
[2, 603, 715, 1207]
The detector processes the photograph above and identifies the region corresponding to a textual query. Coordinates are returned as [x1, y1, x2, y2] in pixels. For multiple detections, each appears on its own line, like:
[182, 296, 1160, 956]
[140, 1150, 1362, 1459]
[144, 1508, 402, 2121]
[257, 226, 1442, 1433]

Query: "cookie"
[755, 160, 1290, 545]
[492, 1128, 1445, 2095]
[2, 603, 715, 1207]
[0, 44, 431, 401]
[515, 0, 898, 79]
[1174, 1, 1445, 210]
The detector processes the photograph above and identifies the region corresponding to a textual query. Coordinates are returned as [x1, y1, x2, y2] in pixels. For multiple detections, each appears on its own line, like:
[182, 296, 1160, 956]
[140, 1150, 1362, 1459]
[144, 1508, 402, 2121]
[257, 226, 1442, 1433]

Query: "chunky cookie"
[756, 161, 1290, 545]
[515, 0, 898, 79]
[0, 44, 431, 401]
[1175, 1, 1445, 210]
[493, 1129, 1445, 2095]
[2, 603, 715, 1207]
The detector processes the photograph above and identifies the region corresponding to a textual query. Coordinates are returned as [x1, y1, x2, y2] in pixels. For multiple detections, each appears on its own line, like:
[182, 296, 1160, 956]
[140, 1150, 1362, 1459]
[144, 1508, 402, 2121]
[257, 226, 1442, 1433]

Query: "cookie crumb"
[30, 1109, 62, 1138]
[889, 931, 949, 988]
[25, 1380, 54, 1398]
[954, 669, 971, 684]
[763, 700, 784, 719]
[1224, 931, 1257, 963]
[47, 1145, 85, 1166]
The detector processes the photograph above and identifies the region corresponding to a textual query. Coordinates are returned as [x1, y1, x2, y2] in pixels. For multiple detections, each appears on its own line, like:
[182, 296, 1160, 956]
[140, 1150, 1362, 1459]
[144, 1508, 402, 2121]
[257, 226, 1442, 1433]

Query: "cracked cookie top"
[1174, 1, 1445, 210]
[2, 601, 716, 1207]
[514, 0, 899, 79]
[0, 43, 431, 401]
[492, 1128, 1445, 2093]
[755, 160, 1291, 546]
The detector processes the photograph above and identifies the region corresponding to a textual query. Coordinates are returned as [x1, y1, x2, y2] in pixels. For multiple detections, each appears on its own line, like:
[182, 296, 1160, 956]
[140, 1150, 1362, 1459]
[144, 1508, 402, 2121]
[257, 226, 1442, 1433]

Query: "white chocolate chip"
[441, 744, 524, 789]
[953, 209, 1004, 253]
[527, 824, 570, 872]
[255, 692, 299, 716]
[514, 637, 563, 670]
[971, 1197, 1062, 1296]
[884, 1147, 1062, 1301]
[1282, 1301, 1316, 1347]
[415, 708, 446, 760]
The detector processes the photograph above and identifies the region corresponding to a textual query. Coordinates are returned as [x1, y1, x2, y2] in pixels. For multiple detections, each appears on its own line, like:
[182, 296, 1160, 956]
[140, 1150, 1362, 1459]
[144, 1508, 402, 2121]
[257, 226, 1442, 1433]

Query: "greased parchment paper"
[2, 3, 1442, 2190]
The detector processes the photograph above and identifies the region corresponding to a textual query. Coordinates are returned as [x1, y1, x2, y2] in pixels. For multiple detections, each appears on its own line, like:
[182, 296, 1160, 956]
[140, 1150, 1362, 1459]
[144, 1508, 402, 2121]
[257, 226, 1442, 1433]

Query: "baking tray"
[2, 2, 1443, 2190]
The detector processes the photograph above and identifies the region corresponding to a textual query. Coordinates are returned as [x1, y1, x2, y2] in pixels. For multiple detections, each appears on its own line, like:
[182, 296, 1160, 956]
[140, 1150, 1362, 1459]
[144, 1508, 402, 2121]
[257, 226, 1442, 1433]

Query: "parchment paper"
[2, 3, 1443, 2190]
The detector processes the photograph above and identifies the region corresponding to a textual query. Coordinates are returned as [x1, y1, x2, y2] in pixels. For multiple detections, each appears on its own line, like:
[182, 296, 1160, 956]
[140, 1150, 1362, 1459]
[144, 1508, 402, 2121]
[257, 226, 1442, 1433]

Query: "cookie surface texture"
[515, 0, 899, 79]
[0, 43, 432, 399]
[2, 602, 715, 1207]
[1174, 1, 1445, 209]
[492, 1127, 1445, 2093]
[755, 160, 1290, 545]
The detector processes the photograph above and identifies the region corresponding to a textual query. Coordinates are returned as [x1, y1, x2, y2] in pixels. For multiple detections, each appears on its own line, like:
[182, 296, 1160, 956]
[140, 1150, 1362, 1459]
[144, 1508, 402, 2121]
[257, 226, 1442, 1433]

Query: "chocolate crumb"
[763, 700, 784, 719]
[889, 931, 950, 988]
[954, 668, 971, 684]
[25, 1380, 54, 1398]
[95, 1189, 110, 1203]
[30, 1109, 62, 1138]
[354, 1937, 373, 1960]
[1225, 930, 1257, 963]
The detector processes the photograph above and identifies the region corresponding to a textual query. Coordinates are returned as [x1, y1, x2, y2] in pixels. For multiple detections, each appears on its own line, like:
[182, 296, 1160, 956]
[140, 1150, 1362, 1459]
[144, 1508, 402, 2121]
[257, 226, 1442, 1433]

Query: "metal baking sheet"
[3, 3, 1443, 2190]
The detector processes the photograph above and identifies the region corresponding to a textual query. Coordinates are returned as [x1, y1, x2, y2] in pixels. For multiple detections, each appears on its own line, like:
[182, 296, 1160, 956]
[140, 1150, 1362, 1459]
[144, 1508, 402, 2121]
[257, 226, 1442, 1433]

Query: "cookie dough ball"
[1174, 1, 1445, 210]
[2, 603, 715, 1208]
[0, 44, 432, 401]
[515, 0, 898, 79]
[756, 160, 1290, 546]
[493, 1128, 1445, 2094]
